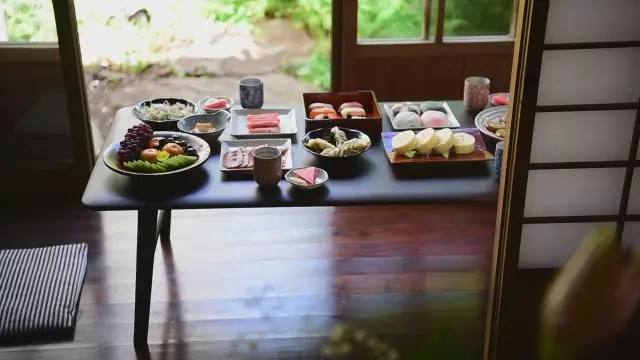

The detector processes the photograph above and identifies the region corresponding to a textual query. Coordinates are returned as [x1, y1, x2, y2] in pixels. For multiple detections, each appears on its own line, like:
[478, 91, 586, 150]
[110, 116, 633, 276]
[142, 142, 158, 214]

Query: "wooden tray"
[302, 91, 382, 140]
[382, 128, 494, 164]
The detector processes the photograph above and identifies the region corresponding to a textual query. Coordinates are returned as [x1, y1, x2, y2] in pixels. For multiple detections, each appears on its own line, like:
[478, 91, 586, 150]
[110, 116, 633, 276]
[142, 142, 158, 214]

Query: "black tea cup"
[239, 78, 264, 109]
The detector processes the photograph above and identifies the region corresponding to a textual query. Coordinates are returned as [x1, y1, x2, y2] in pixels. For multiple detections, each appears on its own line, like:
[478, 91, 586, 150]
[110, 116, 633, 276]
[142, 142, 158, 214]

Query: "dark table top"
[82, 101, 499, 211]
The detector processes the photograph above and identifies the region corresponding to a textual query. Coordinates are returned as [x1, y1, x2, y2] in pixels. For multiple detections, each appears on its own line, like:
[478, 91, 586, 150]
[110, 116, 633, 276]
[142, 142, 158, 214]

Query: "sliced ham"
[247, 120, 280, 128]
[247, 113, 279, 122]
[222, 150, 243, 168]
[249, 126, 280, 133]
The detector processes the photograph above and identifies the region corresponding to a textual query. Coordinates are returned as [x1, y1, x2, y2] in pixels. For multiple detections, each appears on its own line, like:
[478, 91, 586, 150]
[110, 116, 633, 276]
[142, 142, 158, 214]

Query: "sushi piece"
[340, 107, 366, 118]
[394, 111, 421, 128]
[314, 113, 339, 120]
[338, 102, 363, 112]
[310, 107, 338, 118]
[420, 110, 448, 127]
[308, 102, 334, 111]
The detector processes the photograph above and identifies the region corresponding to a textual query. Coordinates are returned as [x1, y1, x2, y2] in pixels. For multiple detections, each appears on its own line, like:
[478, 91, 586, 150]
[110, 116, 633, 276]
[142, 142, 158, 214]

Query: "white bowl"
[285, 167, 329, 190]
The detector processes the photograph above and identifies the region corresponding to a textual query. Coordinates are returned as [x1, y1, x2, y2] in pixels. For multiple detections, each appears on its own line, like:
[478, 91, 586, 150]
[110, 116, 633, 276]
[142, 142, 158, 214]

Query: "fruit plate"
[475, 105, 508, 141]
[382, 128, 494, 164]
[219, 138, 293, 174]
[384, 102, 460, 130]
[103, 131, 211, 176]
[229, 108, 298, 139]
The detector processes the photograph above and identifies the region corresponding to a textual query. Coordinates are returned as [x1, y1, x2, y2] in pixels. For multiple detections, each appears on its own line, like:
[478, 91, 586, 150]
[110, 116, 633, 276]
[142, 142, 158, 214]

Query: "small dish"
[302, 127, 371, 159]
[488, 93, 510, 107]
[177, 111, 230, 143]
[285, 167, 328, 190]
[131, 98, 198, 131]
[198, 97, 235, 113]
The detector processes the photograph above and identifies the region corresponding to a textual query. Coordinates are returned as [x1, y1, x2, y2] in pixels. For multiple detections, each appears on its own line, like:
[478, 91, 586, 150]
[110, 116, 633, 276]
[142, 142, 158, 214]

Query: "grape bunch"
[117, 124, 153, 164]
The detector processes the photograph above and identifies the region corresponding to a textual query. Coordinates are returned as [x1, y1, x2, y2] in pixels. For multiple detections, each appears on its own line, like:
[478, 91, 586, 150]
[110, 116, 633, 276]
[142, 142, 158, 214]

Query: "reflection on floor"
[0, 201, 496, 359]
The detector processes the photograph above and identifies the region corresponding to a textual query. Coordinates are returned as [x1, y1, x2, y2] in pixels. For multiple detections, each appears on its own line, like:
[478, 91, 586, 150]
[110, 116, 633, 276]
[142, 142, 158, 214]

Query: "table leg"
[157, 209, 172, 244]
[134, 209, 159, 349]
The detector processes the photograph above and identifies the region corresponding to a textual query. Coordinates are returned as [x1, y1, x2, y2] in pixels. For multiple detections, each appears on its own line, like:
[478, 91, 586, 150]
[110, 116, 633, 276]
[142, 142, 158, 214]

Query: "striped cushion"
[0, 244, 88, 344]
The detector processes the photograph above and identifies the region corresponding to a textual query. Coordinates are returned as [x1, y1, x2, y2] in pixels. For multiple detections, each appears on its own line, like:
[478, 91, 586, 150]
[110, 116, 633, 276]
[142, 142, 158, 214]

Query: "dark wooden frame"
[485, 0, 640, 358]
[51, 0, 95, 180]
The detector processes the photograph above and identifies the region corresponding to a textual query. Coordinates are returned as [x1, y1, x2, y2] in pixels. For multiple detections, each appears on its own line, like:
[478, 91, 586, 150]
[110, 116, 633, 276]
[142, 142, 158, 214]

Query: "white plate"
[219, 138, 293, 174]
[384, 102, 460, 130]
[475, 105, 508, 141]
[230, 108, 298, 138]
[103, 131, 211, 176]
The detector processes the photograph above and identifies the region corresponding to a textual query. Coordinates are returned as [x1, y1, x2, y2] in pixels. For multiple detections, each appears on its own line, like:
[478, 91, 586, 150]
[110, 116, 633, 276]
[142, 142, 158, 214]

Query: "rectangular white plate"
[219, 138, 293, 174]
[230, 108, 298, 138]
[384, 102, 460, 130]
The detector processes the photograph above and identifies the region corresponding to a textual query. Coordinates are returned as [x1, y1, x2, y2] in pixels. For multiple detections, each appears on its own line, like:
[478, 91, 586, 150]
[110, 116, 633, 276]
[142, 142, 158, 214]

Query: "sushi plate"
[219, 138, 293, 174]
[382, 128, 494, 164]
[230, 108, 298, 139]
[384, 102, 460, 131]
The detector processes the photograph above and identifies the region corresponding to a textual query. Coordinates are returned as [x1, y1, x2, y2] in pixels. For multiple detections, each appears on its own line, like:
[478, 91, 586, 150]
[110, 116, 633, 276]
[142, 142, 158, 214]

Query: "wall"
[517, 0, 640, 267]
[0, 46, 80, 195]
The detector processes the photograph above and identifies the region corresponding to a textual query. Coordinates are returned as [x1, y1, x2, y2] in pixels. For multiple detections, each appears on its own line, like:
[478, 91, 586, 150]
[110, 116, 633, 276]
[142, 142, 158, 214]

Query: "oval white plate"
[103, 131, 211, 176]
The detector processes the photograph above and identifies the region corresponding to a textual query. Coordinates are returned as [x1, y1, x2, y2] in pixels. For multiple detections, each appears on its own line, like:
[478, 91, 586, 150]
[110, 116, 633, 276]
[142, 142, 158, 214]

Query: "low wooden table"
[82, 101, 498, 348]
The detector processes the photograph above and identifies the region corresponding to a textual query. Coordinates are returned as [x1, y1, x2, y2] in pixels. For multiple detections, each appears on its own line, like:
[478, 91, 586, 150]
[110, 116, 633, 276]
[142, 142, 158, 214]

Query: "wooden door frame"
[483, 0, 549, 359]
[52, 0, 95, 181]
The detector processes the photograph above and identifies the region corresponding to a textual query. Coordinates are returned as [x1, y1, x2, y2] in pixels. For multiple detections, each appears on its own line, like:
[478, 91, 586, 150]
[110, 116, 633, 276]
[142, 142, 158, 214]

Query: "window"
[357, 0, 516, 40]
[1, 0, 58, 42]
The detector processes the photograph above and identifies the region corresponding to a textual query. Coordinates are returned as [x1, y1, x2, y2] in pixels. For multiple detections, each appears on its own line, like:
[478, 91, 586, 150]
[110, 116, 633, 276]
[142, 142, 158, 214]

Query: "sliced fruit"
[434, 128, 455, 156]
[391, 130, 418, 155]
[453, 133, 476, 155]
[415, 128, 438, 155]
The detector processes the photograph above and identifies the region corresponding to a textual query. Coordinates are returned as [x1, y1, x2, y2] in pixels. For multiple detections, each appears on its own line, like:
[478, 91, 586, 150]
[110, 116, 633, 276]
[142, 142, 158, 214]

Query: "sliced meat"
[240, 148, 250, 168]
[222, 150, 243, 168]
[247, 120, 280, 128]
[247, 113, 279, 123]
[249, 127, 280, 133]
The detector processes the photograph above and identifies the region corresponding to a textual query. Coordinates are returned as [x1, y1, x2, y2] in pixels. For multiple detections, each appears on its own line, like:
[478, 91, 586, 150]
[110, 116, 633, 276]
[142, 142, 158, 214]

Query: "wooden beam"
[434, 0, 446, 43]
[52, 0, 95, 181]
[356, 38, 514, 58]
[422, 0, 433, 40]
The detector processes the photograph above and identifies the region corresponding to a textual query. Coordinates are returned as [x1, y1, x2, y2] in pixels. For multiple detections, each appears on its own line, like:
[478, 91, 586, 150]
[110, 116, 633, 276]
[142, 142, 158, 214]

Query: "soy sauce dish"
[285, 167, 329, 190]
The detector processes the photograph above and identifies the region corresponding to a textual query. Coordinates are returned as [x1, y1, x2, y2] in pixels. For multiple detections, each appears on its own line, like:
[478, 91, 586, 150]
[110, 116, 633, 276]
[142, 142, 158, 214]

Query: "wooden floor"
[0, 199, 496, 359]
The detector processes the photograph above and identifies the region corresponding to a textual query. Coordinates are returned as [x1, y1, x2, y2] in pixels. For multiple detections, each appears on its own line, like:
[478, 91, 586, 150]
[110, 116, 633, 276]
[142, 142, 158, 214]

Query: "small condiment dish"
[198, 97, 235, 113]
[177, 111, 230, 143]
[285, 167, 329, 190]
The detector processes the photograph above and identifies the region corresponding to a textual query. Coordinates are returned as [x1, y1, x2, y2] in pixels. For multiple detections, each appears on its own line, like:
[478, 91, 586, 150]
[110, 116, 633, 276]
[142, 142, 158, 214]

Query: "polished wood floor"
[0, 199, 496, 359]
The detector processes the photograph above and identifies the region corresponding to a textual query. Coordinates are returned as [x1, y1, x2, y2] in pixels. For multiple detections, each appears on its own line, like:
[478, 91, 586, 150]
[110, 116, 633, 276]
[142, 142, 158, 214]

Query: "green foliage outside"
[2, 0, 513, 90]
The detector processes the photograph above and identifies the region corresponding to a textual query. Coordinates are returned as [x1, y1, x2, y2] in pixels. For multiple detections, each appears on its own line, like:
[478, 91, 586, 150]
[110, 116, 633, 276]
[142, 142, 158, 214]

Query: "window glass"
[1, 0, 58, 42]
[444, 0, 514, 36]
[357, 0, 423, 39]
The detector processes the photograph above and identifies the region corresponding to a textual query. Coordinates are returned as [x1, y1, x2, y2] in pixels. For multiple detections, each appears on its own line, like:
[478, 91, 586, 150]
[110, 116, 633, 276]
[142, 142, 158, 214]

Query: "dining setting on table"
[99, 75, 510, 192]
[83, 75, 509, 347]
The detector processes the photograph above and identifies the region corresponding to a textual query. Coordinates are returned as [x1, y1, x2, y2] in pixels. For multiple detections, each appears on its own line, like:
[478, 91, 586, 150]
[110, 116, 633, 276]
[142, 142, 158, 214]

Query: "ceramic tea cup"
[252, 146, 282, 187]
[239, 78, 264, 109]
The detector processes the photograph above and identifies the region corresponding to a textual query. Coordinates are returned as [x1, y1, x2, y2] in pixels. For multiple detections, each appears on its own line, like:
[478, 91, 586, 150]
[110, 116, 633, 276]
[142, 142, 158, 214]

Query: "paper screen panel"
[545, 0, 640, 43]
[621, 222, 640, 250]
[537, 48, 640, 106]
[519, 223, 614, 268]
[626, 169, 640, 214]
[530, 110, 635, 163]
[524, 168, 625, 217]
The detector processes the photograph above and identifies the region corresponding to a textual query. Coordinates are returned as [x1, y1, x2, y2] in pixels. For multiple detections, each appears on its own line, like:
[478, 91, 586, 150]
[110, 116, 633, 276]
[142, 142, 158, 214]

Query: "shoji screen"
[518, 0, 640, 268]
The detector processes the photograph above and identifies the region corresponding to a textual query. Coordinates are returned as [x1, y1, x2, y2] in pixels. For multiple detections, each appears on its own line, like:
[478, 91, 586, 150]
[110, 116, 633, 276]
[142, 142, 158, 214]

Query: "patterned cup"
[464, 77, 491, 113]
[239, 78, 264, 109]
[252, 146, 282, 187]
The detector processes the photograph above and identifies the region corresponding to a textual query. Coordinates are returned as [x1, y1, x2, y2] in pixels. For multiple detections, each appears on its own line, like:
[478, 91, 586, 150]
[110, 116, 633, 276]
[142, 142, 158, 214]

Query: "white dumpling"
[420, 110, 448, 127]
[394, 111, 421, 128]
